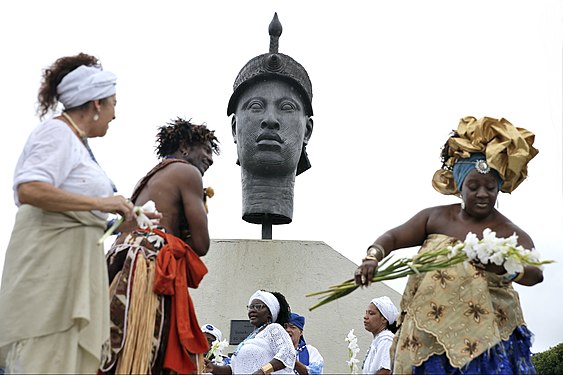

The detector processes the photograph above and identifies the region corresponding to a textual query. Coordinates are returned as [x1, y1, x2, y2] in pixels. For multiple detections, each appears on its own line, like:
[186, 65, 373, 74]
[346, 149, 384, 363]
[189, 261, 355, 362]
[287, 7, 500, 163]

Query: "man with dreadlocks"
[100, 117, 220, 375]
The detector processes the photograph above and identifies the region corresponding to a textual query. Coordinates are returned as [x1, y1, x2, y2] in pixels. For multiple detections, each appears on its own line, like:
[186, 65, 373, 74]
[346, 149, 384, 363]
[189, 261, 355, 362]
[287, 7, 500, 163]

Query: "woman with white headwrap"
[204, 290, 296, 375]
[0, 53, 145, 374]
[362, 296, 398, 375]
[355, 116, 542, 374]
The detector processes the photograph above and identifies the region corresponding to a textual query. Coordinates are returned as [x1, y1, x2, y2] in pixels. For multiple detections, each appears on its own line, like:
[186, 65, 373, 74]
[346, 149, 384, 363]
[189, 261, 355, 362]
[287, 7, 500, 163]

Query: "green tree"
[532, 343, 563, 375]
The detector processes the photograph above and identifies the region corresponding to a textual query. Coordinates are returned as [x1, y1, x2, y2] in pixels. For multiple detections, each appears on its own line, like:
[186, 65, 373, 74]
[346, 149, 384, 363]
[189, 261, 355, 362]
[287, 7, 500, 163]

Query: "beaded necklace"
[233, 323, 268, 356]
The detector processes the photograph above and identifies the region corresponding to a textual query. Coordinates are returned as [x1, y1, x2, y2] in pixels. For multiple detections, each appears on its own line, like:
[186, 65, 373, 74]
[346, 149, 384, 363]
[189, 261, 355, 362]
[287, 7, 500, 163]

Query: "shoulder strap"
[130, 159, 190, 203]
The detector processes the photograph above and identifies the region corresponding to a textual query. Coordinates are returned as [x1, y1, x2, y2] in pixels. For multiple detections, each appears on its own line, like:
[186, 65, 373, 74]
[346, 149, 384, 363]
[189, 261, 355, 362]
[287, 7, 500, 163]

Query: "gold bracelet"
[367, 244, 385, 261]
[261, 363, 274, 375]
[362, 255, 379, 263]
[513, 268, 526, 283]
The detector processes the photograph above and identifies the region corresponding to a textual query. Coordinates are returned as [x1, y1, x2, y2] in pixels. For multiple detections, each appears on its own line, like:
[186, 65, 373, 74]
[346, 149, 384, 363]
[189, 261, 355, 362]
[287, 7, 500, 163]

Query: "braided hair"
[155, 117, 220, 158]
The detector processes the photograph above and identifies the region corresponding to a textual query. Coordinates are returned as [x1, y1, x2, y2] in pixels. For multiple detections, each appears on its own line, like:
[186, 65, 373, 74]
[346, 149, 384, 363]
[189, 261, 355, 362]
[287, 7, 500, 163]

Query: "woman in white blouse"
[0, 53, 142, 374]
[205, 290, 296, 375]
[362, 296, 399, 375]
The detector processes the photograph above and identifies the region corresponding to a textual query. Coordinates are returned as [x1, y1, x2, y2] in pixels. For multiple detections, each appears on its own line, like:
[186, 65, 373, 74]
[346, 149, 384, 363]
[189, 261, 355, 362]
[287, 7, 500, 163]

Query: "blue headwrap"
[453, 153, 503, 192]
[289, 312, 305, 331]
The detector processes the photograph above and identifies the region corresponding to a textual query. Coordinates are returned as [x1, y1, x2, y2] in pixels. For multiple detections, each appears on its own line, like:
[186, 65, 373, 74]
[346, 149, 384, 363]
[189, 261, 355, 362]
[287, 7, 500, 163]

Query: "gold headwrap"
[432, 116, 538, 195]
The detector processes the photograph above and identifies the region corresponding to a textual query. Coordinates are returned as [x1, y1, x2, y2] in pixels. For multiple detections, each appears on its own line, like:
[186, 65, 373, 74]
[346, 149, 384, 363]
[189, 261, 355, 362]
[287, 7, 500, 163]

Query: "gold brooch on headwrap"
[456, 159, 491, 174]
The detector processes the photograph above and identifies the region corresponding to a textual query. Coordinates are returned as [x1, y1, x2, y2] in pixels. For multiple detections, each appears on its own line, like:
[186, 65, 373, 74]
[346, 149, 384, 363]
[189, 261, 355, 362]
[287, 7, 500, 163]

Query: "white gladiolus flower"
[345, 329, 360, 374]
[206, 338, 229, 365]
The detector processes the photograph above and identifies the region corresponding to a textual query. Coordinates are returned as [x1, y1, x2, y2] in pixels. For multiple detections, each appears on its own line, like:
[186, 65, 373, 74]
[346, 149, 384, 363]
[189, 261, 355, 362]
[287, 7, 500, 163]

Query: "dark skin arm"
[293, 360, 308, 375]
[203, 360, 232, 375]
[203, 359, 286, 375]
[356, 207, 432, 286]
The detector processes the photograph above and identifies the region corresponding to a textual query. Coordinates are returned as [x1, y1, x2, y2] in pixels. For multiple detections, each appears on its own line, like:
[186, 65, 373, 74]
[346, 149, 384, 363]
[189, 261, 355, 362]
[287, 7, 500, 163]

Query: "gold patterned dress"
[391, 234, 536, 374]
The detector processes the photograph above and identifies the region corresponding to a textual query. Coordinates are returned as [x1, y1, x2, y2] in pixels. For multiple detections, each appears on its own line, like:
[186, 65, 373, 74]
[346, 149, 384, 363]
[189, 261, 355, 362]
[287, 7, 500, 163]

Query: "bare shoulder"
[422, 204, 457, 219]
[159, 162, 203, 186]
[495, 213, 534, 245]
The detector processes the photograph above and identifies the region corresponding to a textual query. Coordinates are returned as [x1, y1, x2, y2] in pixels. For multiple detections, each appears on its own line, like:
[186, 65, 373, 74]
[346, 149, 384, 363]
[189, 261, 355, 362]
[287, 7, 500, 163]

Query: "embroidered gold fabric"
[432, 116, 538, 195]
[391, 234, 525, 371]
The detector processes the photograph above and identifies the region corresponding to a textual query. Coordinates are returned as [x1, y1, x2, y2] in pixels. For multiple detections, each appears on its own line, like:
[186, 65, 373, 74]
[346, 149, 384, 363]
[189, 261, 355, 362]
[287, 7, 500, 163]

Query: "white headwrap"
[57, 65, 117, 109]
[201, 323, 222, 341]
[370, 296, 399, 325]
[249, 290, 280, 323]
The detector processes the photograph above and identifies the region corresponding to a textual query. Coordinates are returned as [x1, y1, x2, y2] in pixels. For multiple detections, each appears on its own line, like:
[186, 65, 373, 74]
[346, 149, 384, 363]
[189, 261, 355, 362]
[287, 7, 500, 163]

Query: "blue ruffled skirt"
[410, 326, 536, 374]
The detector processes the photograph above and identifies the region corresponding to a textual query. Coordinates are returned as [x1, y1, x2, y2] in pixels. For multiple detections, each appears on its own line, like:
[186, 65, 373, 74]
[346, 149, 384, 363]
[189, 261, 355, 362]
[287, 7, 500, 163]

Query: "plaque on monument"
[229, 319, 255, 345]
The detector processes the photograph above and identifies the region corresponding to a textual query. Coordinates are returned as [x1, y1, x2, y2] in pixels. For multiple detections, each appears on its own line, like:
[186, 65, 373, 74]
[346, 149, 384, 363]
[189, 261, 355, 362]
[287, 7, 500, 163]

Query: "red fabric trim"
[150, 229, 209, 373]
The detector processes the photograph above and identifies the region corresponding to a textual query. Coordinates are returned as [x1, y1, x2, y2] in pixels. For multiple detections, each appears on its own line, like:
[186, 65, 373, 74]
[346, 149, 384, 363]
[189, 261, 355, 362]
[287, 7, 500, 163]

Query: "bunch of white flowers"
[449, 228, 545, 274]
[345, 329, 360, 374]
[205, 338, 229, 365]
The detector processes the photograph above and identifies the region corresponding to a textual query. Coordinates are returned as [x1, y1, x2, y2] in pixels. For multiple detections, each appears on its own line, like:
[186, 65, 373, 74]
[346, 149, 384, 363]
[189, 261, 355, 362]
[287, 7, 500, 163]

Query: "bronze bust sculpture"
[227, 13, 314, 238]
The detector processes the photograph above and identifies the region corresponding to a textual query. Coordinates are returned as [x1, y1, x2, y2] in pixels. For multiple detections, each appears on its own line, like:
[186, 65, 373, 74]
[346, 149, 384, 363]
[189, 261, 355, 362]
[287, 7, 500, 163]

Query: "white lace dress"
[230, 323, 296, 374]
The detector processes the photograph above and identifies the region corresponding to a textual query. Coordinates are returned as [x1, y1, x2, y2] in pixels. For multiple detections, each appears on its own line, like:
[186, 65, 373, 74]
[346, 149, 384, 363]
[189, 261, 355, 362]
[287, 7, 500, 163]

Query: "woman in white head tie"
[204, 290, 296, 375]
[362, 296, 399, 375]
[0, 53, 151, 374]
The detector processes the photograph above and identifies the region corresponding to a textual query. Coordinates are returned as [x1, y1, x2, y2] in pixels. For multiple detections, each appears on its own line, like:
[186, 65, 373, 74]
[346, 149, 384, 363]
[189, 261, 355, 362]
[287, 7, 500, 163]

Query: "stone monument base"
[190, 239, 402, 373]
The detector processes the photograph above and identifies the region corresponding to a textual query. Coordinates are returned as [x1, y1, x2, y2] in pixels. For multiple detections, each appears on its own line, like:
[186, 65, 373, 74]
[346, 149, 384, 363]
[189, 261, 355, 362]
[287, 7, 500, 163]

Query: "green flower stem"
[97, 217, 123, 245]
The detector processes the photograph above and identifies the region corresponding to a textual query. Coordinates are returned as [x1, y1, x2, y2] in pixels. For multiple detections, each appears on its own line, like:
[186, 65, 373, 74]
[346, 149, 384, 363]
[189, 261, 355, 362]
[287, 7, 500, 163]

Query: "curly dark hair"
[438, 129, 458, 170]
[267, 290, 291, 326]
[155, 117, 220, 158]
[37, 53, 101, 118]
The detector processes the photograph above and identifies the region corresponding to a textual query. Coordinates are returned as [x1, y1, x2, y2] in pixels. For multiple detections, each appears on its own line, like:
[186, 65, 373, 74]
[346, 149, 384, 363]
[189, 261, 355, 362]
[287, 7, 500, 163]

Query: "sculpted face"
[232, 79, 312, 176]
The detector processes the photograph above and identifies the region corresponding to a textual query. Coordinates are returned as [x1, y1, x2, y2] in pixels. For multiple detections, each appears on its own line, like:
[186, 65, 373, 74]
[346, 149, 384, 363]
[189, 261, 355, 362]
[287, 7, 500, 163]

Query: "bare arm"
[17, 181, 135, 220]
[203, 360, 232, 375]
[355, 208, 432, 286]
[179, 166, 210, 256]
[293, 360, 308, 375]
[252, 359, 285, 375]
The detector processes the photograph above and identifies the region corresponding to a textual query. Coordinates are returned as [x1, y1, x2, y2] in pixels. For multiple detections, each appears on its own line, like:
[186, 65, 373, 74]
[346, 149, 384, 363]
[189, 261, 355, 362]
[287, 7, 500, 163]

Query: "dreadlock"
[155, 117, 220, 158]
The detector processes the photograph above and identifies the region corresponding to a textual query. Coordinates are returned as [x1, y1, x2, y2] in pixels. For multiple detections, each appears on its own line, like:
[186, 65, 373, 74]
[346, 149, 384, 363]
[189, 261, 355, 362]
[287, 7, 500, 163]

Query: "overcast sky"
[1, 0, 562, 353]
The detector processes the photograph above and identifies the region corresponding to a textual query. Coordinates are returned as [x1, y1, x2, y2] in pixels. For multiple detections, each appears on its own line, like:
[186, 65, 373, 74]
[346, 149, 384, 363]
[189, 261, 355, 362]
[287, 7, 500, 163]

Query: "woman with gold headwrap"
[355, 116, 542, 374]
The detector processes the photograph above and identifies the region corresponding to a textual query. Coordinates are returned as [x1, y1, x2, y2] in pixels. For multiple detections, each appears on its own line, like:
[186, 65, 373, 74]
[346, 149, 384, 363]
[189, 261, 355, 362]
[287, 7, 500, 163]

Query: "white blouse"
[362, 329, 394, 374]
[230, 323, 296, 374]
[13, 118, 114, 217]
